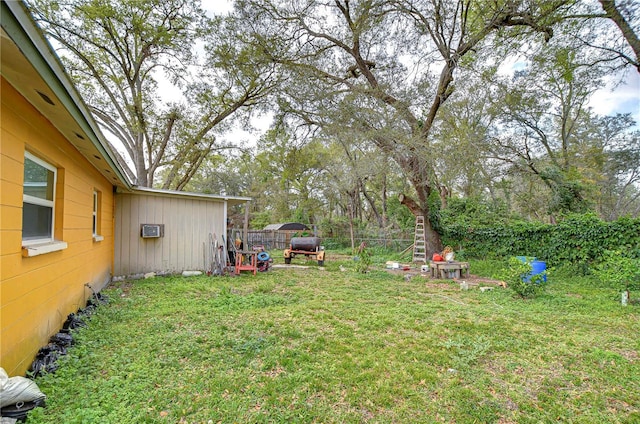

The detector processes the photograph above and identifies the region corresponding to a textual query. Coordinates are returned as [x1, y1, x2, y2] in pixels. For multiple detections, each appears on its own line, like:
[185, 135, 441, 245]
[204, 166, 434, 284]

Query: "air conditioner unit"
[140, 224, 164, 238]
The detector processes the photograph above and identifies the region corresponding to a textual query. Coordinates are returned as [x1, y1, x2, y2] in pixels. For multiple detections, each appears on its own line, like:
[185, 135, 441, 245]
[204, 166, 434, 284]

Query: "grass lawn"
[27, 256, 640, 423]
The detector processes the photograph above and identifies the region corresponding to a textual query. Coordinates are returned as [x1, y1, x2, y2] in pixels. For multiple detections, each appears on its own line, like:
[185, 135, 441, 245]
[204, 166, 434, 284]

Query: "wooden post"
[243, 201, 250, 248]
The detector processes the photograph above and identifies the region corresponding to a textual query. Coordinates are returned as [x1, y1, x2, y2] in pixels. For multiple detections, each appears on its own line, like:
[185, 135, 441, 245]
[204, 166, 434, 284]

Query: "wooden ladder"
[413, 215, 427, 263]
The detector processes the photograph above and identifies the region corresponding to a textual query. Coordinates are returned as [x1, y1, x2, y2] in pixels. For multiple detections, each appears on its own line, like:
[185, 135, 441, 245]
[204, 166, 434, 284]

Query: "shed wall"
[114, 193, 226, 276]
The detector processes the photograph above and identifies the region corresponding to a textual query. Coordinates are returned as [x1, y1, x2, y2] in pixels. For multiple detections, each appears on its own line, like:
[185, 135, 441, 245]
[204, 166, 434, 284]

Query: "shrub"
[498, 257, 548, 299]
[354, 242, 372, 273]
[592, 250, 640, 302]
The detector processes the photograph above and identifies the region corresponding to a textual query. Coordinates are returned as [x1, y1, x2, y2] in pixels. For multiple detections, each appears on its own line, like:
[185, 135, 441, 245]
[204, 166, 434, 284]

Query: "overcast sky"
[591, 70, 640, 126]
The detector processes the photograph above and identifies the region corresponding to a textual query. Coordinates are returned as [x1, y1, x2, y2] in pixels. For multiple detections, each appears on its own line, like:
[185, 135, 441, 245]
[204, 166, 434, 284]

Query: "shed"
[114, 187, 250, 277]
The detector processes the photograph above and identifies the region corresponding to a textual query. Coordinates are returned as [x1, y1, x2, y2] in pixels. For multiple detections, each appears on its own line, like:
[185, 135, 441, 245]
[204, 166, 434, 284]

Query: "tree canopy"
[29, 0, 640, 245]
[30, 0, 279, 188]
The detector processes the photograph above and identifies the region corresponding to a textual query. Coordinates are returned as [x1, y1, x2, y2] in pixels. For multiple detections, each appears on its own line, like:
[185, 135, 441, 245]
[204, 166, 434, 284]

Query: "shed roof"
[263, 223, 310, 231]
[121, 186, 251, 207]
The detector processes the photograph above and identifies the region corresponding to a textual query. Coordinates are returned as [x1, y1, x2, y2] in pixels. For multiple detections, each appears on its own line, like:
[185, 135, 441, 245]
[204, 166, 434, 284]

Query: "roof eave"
[118, 186, 251, 206]
[1, 1, 132, 189]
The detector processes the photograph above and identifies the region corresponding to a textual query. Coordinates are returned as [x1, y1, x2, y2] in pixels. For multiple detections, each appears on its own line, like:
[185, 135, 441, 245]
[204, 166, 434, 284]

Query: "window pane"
[24, 157, 54, 201]
[22, 202, 53, 240]
[93, 191, 99, 235]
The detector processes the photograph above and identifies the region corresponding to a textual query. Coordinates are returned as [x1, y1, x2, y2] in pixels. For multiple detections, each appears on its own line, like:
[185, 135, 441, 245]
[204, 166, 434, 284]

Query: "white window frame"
[92, 190, 98, 236]
[22, 152, 67, 256]
[92, 190, 104, 242]
[23, 152, 57, 245]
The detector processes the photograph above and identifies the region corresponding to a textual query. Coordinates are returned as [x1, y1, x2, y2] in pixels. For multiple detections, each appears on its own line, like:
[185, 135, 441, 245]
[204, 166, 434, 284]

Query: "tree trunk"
[348, 203, 355, 252]
[360, 180, 383, 227]
[438, 185, 450, 210]
[399, 193, 443, 257]
[600, 0, 640, 73]
[134, 146, 147, 187]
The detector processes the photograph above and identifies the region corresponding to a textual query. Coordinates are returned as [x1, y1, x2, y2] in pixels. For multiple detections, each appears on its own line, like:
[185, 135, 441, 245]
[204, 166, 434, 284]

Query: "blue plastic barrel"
[524, 260, 547, 283]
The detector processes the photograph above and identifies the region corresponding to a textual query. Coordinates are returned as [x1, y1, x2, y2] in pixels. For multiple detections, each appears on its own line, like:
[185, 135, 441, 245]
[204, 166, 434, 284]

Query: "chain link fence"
[245, 229, 413, 252]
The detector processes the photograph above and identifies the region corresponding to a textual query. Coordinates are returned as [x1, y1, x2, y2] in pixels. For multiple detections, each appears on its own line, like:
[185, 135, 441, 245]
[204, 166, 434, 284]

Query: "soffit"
[1, 7, 130, 188]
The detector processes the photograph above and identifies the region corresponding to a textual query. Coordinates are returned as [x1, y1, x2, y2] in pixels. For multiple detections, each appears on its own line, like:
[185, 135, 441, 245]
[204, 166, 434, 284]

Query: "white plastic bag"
[0, 368, 46, 408]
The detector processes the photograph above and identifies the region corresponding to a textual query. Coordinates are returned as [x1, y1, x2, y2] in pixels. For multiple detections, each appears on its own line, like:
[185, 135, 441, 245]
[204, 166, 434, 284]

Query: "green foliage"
[354, 243, 372, 273]
[592, 250, 640, 293]
[442, 335, 492, 367]
[250, 210, 272, 229]
[386, 197, 416, 232]
[248, 129, 327, 224]
[444, 213, 640, 267]
[466, 259, 506, 277]
[30, 0, 208, 187]
[541, 167, 592, 215]
[318, 216, 349, 237]
[440, 196, 521, 228]
[498, 257, 548, 298]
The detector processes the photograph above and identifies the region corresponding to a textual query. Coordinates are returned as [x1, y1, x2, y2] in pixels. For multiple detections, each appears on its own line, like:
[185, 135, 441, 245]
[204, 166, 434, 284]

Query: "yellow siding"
[1, 78, 116, 376]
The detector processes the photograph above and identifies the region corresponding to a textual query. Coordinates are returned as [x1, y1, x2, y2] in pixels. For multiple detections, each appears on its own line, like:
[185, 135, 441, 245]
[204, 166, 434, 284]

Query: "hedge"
[442, 213, 640, 266]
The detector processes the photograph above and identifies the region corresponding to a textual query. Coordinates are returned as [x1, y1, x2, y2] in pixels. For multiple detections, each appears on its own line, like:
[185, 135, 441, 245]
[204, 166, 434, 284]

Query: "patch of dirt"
[272, 264, 312, 269]
[424, 283, 457, 290]
[384, 265, 506, 287]
[612, 349, 639, 362]
[111, 280, 134, 296]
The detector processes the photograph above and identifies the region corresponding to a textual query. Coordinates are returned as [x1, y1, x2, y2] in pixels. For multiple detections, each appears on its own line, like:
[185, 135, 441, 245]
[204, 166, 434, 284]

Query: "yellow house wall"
[0, 78, 116, 376]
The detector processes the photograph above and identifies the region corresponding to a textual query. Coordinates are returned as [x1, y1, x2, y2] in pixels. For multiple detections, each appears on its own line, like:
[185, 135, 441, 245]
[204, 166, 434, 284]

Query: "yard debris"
[0, 367, 46, 421]
[254, 246, 273, 272]
[29, 335, 73, 378]
[62, 313, 86, 330]
[49, 332, 73, 347]
[182, 270, 203, 277]
[29, 292, 107, 378]
[272, 264, 311, 269]
[144, 272, 156, 279]
[385, 261, 401, 269]
[29, 345, 60, 377]
[479, 286, 494, 292]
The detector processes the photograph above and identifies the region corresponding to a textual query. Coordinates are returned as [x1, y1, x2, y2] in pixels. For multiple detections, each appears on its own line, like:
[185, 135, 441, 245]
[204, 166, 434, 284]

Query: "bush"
[498, 257, 548, 299]
[592, 250, 640, 300]
[354, 242, 372, 273]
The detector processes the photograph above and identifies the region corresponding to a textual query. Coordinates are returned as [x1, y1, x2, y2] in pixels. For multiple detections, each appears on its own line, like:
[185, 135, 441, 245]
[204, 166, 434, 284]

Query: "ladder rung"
[413, 216, 427, 262]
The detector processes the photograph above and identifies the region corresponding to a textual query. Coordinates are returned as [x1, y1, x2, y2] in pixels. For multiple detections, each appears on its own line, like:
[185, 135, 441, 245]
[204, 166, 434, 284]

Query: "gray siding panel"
[114, 193, 226, 276]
